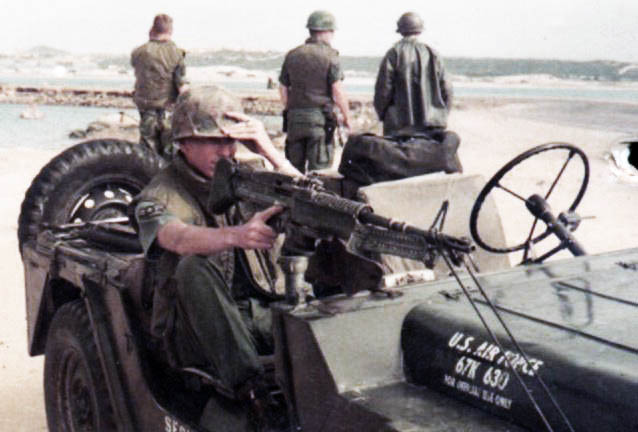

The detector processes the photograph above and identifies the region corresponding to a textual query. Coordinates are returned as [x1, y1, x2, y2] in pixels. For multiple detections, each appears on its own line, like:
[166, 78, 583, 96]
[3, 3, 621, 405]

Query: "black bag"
[338, 130, 462, 186]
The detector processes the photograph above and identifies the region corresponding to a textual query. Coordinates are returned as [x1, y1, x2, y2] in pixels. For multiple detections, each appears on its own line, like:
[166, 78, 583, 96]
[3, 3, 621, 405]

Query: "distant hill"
[185, 50, 638, 82]
[444, 57, 635, 81]
[12, 46, 638, 82]
[21, 46, 69, 57]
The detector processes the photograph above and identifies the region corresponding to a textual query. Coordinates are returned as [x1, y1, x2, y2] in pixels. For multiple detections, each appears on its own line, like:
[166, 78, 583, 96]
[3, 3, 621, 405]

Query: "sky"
[4, 0, 638, 62]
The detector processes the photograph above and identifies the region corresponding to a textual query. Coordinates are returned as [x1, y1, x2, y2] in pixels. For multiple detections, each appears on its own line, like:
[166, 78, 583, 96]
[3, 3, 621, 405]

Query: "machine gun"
[209, 158, 472, 300]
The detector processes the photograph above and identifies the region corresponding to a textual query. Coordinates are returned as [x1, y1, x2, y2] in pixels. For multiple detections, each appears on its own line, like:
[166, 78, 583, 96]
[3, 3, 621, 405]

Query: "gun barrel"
[359, 210, 472, 253]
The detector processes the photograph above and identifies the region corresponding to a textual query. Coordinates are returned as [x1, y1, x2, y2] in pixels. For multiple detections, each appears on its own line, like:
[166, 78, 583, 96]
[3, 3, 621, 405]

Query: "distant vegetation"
[444, 57, 632, 81]
[14, 46, 638, 82]
[185, 50, 638, 81]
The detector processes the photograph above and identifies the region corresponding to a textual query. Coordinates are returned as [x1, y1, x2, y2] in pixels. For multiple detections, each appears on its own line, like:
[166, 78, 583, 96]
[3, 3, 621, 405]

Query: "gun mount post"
[278, 255, 313, 305]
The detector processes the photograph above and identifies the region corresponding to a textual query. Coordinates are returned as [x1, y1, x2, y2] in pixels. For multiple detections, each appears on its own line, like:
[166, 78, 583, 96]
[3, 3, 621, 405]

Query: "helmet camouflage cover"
[171, 85, 243, 141]
[396, 11, 424, 34]
[306, 10, 337, 31]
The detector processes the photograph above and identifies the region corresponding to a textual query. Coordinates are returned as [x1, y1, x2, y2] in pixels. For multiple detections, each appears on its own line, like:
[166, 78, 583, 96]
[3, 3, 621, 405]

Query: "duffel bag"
[338, 130, 462, 186]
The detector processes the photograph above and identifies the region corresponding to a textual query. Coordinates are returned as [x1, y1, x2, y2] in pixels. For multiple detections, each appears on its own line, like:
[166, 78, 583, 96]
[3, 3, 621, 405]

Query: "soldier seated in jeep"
[131, 85, 301, 430]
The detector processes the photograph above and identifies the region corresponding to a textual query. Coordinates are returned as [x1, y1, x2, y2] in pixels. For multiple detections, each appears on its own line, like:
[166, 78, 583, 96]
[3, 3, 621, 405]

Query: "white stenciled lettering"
[496, 351, 544, 377]
[474, 342, 500, 361]
[482, 366, 510, 390]
[456, 380, 471, 392]
[444, 374, 456, 387]
[454, 379, 482, 399]
[482, 389, 495, 403]
[164, 416, 191, 432]
[473, 341, 489, 357]
[529, 359, 544, 375]
[469, 384, 480, 397]
[448, 332, 475, 353]
[449, 332, 464, 347]
[495, 395, 513, 409]
[454, 356, 482, 380]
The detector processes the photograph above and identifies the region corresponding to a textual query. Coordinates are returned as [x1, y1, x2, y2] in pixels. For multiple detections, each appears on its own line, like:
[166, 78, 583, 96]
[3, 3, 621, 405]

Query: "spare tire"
[18, 139, 162, 254]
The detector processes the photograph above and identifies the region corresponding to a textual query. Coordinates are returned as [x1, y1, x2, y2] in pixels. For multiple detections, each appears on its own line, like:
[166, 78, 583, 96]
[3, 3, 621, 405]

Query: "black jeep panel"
[402, 249, 638, 432]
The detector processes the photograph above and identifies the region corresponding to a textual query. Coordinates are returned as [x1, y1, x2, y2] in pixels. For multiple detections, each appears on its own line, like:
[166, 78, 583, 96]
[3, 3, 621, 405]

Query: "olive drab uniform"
[373, 36, 453, 136]
[132, 153, 280, 392]
[131, 40, 187, 157]
[279, 38, 344, 172]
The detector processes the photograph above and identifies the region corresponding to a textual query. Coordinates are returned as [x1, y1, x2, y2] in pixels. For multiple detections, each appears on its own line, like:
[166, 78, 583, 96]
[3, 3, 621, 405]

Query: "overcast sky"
[5, 0, 638, 62]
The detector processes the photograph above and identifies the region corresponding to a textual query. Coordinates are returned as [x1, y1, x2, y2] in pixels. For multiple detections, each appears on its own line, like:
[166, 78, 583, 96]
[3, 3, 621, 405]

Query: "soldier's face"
[180, 137, 237, 178]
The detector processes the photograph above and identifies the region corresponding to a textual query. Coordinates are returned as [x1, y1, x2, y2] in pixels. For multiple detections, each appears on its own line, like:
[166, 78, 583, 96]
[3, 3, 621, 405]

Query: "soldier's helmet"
[396, 12, 424, 35]
[171, 86, 243, 141]
[306, 10, 337, 31]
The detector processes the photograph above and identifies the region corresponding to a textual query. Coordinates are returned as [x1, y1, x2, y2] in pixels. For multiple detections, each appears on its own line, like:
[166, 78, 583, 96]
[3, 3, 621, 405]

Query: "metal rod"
[463, 253, 575, 432]
[495, 182, 527, 202]
[439, 251, 558, 432]
[545, 150, 575, 201]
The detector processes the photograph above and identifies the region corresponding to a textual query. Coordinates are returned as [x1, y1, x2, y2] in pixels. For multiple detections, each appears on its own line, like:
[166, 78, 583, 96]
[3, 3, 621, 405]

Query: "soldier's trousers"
[138, 109, 172, 157]
[170, 255, 272, 391]
[285, 132, 333, 173]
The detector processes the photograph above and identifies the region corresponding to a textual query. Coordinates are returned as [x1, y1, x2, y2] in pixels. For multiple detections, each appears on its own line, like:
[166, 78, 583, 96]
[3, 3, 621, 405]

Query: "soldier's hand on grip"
[233, 205, 283, 250]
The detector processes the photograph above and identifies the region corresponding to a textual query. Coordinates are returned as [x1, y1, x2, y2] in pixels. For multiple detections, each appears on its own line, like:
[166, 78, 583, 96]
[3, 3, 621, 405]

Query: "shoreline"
[4, 79, 638, 112]
[0, 84, 370, 114]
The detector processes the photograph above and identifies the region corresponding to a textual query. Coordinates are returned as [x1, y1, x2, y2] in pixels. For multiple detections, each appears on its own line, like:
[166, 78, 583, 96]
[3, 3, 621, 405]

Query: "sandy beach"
[1, 96, 637, 430]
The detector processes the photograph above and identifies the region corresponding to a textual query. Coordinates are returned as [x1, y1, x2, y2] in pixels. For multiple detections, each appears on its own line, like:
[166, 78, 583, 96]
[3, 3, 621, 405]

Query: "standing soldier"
[374, 12, 453, 136]
[279, 10, 351, 173]
[131, 14, 188, 158]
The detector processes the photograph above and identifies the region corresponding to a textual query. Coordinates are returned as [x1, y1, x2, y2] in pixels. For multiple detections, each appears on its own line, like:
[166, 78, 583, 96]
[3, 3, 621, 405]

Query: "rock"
[19, 105, 44, 120]
[69, 129, 87, 139]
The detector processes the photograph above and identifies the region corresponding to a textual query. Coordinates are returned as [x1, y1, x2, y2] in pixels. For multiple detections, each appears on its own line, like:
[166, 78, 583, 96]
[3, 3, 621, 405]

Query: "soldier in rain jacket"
[374, 12, 453, 136]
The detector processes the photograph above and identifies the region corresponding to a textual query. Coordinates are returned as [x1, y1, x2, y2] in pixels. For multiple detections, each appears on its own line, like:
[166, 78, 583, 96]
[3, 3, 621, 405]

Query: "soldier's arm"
[329, 57, 351, 128]
[331, 81, 351, 129]
[437, 55, 453, 109]
[278, 85, 289, 108]
[278, 56, 291, 108]
[173, 49, 189, 94]
[373, 50, 396, 120]
[222, 112, 302, 177]
[157, 206, 282, 255]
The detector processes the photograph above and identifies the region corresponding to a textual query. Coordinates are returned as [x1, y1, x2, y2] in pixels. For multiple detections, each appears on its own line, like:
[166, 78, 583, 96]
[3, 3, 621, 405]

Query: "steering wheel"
[470, 143, 589, 258]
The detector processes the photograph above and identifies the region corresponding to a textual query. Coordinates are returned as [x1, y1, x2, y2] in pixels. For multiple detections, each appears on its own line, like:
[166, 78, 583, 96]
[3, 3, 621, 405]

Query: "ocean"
[0, 103, 137, 150]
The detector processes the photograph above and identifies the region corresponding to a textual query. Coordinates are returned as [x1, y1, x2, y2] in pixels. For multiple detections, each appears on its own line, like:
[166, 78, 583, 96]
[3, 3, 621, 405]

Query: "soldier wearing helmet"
[374, 12, 453, 135]
[132, 86, 300, 430]
[131, 14, 188, 158]
[279, 10, 351, 173]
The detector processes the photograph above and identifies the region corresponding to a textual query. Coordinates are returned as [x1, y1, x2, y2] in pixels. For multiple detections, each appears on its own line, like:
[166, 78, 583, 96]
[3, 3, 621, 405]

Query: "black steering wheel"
[470, 143, 589, 257]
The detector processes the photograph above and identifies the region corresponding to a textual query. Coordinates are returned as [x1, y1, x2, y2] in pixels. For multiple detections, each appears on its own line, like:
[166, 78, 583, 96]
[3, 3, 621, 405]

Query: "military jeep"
[20, 138, 638, 431]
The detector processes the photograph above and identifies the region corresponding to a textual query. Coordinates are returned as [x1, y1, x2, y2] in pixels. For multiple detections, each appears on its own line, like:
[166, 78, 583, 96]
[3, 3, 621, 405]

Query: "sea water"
[0, 104, 137, 150]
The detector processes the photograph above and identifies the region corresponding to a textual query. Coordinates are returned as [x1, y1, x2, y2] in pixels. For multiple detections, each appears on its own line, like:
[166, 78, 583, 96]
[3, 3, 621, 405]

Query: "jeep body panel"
[275, 248, 638, 431]
[23, 233, 207, 432]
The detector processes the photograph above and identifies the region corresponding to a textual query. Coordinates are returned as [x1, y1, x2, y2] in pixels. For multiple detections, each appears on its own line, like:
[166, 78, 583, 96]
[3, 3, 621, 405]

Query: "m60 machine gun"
[209, 157, 473, 301]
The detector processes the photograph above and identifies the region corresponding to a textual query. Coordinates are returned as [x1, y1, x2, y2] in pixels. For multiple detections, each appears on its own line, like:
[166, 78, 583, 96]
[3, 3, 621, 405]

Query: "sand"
[1, 97, 637, 430]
